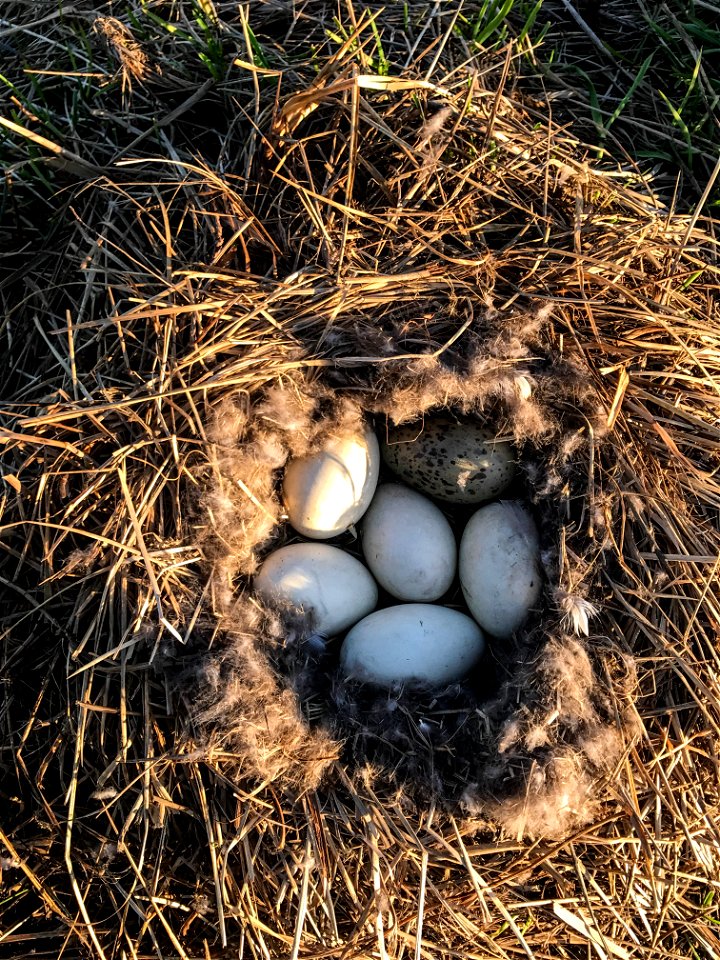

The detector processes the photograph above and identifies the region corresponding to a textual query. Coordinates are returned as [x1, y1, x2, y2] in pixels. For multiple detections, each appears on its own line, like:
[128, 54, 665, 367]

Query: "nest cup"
[201, 309, 639, 839]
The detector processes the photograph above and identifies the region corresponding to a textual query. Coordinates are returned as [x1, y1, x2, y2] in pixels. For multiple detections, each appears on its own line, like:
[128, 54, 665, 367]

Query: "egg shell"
[340, 604, 485, 686]
[381, 416, 516, 504]
[254, 542, 378, 636]
[459, 501, 541, 638]
[283, 427, 380, 539]
[361, 484, 456, 601]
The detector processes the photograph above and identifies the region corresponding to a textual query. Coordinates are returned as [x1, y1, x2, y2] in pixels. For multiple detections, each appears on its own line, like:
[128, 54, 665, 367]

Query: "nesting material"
[4, 5, 720, 957]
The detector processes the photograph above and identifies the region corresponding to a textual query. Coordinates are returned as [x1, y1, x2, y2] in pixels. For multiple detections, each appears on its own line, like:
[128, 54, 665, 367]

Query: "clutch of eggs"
[254, 415, 541, 688]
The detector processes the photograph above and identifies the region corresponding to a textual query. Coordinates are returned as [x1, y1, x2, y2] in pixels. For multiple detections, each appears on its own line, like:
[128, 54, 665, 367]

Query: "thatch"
[2, 2, 720, 958]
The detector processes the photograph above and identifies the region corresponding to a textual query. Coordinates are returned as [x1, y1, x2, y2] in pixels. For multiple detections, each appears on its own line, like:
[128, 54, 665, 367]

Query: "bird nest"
[202, 310, 639, 839]
[2, 4, 719, 958]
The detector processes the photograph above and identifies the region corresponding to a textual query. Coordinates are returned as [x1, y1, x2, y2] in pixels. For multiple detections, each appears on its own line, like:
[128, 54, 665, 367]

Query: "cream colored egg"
[340, 604, 485, 686]
[283, 427, 380, 539]
[459, 501, 541, 638]
[254, 543, 378, 636]
[361, 484, 456, 601]
[381, 416, 516, 504]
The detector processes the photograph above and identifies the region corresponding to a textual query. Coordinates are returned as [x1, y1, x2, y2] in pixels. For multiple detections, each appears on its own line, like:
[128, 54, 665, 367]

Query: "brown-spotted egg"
[381, 416, 516, 504]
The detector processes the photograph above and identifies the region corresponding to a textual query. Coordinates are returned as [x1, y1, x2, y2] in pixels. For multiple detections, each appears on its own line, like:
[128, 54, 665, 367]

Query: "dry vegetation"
[1, 2, 720, 958]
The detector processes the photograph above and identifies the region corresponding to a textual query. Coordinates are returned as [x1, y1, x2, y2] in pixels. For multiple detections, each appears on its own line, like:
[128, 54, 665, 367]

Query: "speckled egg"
[381, 416, 516, 504]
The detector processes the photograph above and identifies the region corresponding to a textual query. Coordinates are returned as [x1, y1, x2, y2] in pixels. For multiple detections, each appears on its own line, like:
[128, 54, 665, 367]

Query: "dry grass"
[529, 0, 720, 205]
[1, 2, 720, 958]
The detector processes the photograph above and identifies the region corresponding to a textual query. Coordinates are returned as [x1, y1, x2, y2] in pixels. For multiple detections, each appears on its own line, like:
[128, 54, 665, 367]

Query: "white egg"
[282, 427, 380, 539]
[254, 542, 378, 636]
[459, 501, 541, 639]
[340, 604, 485, 686]
[361, 484, 456, 601]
